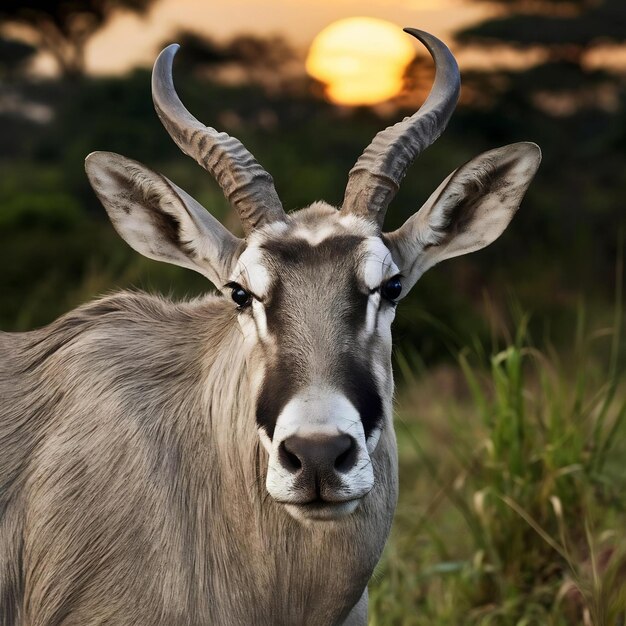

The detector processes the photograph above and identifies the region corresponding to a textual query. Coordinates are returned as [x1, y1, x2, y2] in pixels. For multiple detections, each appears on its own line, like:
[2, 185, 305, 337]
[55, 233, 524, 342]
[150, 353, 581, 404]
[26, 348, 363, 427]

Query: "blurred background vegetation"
[1, 0, 625, 623]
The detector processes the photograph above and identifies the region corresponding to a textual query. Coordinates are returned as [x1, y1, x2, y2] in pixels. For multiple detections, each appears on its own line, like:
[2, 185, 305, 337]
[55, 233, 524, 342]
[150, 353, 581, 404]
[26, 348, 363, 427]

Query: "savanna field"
[2, 1, 626, 623]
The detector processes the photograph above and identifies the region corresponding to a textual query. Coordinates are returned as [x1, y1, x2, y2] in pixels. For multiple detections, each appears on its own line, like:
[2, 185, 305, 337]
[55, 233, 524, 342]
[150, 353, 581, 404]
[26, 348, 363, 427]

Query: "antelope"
[0, 28, 540, 626]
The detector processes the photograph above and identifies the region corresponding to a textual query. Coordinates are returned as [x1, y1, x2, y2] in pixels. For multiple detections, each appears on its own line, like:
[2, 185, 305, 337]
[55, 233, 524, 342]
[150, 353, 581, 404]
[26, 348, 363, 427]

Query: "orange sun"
[306, 18, 415, 106]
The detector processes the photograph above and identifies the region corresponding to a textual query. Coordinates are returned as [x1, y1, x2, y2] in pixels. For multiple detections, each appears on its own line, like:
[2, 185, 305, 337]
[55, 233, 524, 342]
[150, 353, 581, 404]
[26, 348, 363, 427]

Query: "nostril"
[278, 440, 302, 473]
[279, 434, 359, 477]
[334, 436, 357, 473]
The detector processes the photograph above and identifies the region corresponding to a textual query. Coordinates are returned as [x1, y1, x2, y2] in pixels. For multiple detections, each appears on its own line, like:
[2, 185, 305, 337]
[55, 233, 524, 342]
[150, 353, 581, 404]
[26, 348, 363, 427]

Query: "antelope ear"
[384, 142, 541, 295]
[85, 151, 243, 288]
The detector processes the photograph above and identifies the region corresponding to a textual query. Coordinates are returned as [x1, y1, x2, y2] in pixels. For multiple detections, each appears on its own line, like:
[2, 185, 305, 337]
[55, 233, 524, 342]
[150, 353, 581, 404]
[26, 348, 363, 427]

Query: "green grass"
[370, 307, 626, 625]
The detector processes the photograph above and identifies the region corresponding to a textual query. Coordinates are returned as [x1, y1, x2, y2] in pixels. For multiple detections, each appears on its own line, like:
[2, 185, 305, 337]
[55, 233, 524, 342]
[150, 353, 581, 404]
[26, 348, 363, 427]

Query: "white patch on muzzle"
[264, 387, 374, 504]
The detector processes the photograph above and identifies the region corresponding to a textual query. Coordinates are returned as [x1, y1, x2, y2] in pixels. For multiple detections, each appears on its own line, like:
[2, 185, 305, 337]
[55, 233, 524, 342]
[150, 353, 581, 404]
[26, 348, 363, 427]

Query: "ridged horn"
[152, 44, 286, 235]
[341, 28, 461, 230]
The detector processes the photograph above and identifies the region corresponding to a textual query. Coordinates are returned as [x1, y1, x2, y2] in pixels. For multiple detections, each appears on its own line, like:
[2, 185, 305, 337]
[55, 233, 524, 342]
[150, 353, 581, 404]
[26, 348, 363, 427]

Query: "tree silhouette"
[0, 36, 37, 79]
[163, 31, 297, 90]
[226, 34, 296, 80]
[457, 0, 626, 114]
[164, 32, 232, 70]
[459, 0, 626, 61]
[0, 0, 156, 78]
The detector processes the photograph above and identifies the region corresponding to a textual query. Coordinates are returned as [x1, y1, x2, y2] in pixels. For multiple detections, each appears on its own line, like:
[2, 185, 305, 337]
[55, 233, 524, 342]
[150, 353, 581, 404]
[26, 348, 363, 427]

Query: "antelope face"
[229, 207, 400, 520]
[86, 29, 541, 524]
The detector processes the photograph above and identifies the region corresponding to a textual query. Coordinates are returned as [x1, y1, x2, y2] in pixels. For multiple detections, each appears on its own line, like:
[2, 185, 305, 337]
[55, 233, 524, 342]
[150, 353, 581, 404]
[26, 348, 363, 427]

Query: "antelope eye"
[381, 276, 402, 302]
[229, 284, 252, 308]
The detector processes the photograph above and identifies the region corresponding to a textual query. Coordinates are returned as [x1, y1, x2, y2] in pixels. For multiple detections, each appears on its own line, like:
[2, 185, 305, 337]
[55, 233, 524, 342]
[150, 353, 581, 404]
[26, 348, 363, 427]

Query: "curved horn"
[341, 28, 461, 230]
[152, 44, 286, 235]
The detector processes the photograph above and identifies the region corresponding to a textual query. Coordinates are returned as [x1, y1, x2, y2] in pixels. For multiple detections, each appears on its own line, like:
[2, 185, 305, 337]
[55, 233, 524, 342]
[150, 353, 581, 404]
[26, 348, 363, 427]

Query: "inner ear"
[126, 178, 189, 254]
[427, 155, 521, 249]
[384, 142, 541, 294]
[86, 151, 243, 288]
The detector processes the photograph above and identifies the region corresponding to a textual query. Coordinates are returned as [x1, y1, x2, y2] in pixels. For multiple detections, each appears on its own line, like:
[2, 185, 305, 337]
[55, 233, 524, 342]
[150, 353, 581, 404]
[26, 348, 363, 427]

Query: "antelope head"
[85, 29, 541, 522]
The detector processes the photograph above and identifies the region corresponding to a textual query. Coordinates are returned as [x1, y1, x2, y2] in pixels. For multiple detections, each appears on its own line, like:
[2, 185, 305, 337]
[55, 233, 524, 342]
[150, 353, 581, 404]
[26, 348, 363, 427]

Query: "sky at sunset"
[15, 0, 623, 104]
[30, 0, 496, 75]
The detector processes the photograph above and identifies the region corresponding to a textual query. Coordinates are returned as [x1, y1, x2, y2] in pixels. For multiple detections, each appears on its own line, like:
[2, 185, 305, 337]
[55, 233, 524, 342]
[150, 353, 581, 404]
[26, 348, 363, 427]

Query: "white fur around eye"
[359, 237, 399, 291]
[365, 291, 381, 335]
[251, 299, 268, 339]
[231, 246, 271, 298]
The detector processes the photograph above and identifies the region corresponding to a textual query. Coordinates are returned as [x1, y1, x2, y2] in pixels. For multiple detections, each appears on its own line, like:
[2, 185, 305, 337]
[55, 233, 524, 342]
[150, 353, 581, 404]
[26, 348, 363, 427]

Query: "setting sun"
[306, 17, 416, 106]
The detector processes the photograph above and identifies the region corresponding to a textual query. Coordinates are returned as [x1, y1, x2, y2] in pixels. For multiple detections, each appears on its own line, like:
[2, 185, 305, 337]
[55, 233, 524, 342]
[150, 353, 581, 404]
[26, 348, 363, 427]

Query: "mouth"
[282, 498, 360, 521]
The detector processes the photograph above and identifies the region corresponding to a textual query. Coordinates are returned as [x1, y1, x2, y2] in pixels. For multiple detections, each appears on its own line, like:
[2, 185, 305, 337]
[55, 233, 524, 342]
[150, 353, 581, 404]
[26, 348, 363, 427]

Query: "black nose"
[279, 434, 358, 481]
